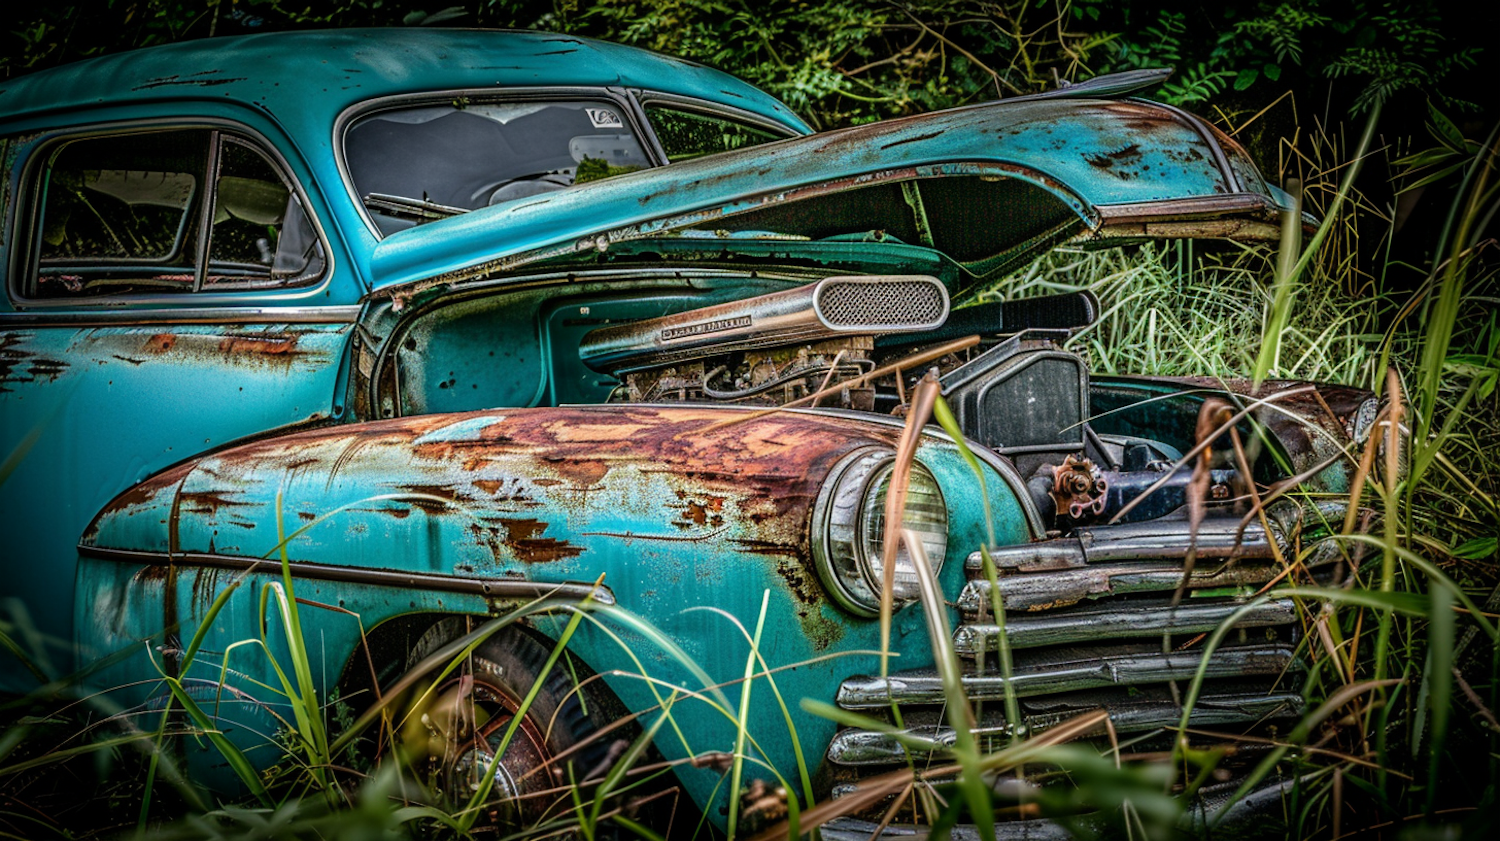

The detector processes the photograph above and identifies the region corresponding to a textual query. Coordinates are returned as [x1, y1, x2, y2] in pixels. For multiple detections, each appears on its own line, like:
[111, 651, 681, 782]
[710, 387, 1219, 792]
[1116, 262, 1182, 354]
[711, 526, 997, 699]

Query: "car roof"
[0, 28, 810, 134]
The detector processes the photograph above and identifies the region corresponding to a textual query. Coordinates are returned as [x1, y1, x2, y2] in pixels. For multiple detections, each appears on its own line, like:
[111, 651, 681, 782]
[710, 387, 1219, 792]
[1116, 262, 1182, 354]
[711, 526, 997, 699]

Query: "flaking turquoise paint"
[77, 426, 1029, 815]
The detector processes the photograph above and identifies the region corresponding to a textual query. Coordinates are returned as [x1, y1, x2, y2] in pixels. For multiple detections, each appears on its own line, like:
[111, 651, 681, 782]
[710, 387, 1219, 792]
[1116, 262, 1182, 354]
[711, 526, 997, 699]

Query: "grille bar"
[835, 643, 1298, 709]
[953, 597, 1297, 654]
[957, 561, 1283, 614]
[965, 513, 1278, 573]
[826, 688, 1304, 766]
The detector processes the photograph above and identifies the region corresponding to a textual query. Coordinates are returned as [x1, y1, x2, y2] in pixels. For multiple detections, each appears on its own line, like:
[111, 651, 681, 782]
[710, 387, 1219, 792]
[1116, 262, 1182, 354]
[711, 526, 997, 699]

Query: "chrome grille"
[823, 511, 1306, 782]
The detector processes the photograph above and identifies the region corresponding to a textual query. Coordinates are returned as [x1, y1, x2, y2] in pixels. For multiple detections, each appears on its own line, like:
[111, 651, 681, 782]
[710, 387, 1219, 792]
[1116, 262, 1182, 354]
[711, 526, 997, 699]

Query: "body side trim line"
[0, 305, 362, 327]
[76, 544, 617, 605]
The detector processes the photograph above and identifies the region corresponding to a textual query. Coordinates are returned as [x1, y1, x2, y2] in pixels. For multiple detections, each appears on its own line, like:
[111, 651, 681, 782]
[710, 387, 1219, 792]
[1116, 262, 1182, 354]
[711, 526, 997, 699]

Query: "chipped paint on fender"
[76, 403, 1031, 818]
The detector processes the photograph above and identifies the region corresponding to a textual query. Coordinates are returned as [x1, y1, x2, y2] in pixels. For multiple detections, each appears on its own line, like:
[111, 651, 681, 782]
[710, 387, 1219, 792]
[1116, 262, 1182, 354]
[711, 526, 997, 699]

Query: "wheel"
[396, 618, 612, 829]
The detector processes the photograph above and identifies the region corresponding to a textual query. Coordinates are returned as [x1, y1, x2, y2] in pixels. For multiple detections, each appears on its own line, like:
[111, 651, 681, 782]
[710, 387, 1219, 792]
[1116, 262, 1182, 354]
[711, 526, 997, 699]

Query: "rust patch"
[1096, 100, 1190, 133]
[190, 566, 224, 616]
[545, 457, 610, 489]
[394, 483, 466, 513]
[144, 333, 177, 354]
[178, 490, 254, 516]
[773, 555, 844, 650]
[1085, 144, 1147, 180]
[143, 405, 894, 573]
[550, 423, 651, 442]
[133, 564, 171, 584]
[93, 461, 196, 521]
[499, 518, 584, 564]
[134, 75, 246, 90]
[218, 334, 307, 359]
[674, 493, 726, 528]
[0, 332, 71, 391]
[70, 328, 334, 372]
[881, 130, 944, 150]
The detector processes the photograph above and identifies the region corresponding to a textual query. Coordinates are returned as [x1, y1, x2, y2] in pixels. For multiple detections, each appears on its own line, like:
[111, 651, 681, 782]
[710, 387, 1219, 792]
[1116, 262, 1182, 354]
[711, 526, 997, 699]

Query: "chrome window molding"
[0, 305, 361, 327]
[5, 117, 337, 310]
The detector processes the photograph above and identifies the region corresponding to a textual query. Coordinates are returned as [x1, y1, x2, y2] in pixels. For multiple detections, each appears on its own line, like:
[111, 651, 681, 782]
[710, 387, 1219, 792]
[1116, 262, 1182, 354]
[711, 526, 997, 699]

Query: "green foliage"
[1101, 1, 1482, 114]
[980, 98, 1499, 833]
[2, 2, 1486, 130]
[574, 155, 644, 184]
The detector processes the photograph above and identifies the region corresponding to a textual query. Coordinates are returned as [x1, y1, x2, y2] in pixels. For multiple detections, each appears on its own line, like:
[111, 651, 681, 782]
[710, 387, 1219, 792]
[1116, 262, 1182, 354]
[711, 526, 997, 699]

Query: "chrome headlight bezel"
[812, 447, 949, 617]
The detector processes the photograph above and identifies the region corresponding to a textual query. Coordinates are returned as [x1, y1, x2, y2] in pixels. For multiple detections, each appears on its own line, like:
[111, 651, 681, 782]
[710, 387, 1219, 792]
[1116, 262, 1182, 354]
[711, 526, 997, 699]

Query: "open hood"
[370, 74, 1294, 296]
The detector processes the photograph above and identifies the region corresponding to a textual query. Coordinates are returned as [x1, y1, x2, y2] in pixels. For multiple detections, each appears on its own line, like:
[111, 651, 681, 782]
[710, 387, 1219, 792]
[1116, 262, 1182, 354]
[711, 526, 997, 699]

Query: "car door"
[0, 122, 355, 688]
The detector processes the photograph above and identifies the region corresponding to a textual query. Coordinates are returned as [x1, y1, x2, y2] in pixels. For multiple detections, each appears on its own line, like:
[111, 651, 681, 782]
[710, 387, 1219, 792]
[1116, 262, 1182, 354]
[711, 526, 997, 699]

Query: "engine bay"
[574, 274, 1251, 535]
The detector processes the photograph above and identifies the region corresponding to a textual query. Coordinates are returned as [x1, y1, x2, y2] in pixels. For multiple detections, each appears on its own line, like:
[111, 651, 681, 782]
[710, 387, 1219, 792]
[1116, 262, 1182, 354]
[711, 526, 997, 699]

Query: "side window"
[28, 128, 324, 299]
[644, 106, 784, 162]
[205, 138, 324, 288]
[36, 130, 208, 297]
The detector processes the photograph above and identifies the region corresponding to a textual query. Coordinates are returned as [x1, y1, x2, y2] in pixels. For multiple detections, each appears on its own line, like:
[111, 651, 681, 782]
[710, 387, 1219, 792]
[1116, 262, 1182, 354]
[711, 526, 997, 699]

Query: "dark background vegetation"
[5, 1, 1494, 277]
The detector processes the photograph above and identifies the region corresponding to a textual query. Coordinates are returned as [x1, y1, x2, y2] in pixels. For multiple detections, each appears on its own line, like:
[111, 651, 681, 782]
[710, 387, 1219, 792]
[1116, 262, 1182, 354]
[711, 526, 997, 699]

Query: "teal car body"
[0, 28, 1370, 834]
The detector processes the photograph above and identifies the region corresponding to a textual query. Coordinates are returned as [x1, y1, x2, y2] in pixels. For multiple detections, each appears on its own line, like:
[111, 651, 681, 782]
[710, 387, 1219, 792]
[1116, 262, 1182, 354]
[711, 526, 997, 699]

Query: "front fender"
[76, 404, 1031, 816]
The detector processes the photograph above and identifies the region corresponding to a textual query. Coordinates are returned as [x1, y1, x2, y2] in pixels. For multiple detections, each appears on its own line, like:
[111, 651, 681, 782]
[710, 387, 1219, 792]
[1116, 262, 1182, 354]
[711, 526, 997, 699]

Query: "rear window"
[345, 100, 651, 236]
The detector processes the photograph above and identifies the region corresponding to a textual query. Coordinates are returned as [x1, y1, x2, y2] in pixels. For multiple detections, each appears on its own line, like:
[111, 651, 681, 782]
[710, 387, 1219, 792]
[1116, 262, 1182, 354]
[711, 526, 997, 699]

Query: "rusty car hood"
[370, 93, 1294, 294]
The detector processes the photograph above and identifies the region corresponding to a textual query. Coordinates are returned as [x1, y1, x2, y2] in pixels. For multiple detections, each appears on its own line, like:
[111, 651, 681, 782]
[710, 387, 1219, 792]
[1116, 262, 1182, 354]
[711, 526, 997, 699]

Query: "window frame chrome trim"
[0, 305, 361, 327]
[7, 118, 337, 310]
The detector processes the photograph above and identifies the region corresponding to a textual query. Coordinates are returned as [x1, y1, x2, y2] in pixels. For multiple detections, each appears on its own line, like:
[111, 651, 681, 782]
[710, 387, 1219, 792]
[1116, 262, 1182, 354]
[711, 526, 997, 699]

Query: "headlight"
[813, 448, 949, 616]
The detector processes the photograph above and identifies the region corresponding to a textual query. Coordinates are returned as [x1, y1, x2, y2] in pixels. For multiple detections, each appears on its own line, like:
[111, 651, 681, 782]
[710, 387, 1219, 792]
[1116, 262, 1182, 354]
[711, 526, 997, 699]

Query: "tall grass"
[979, 102, 1499, 837]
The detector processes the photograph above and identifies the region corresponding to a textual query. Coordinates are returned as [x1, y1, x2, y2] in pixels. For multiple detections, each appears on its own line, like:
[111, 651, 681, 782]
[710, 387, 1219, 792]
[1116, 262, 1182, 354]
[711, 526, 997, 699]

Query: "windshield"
[346, 100, 651, 235]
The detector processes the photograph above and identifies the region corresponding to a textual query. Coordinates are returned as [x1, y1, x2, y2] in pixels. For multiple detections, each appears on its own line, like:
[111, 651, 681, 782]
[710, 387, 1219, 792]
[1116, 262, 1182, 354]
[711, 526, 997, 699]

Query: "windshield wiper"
[362, 193, 466, 223]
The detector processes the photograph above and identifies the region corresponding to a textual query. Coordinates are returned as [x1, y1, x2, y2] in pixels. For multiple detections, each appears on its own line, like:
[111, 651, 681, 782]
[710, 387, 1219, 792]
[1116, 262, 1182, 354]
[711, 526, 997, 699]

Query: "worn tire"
[398, 618, 617, 828]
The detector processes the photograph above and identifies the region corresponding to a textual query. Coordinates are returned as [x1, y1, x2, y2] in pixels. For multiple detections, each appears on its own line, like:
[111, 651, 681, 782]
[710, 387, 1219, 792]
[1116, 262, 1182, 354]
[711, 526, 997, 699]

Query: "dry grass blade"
[879, 373, 942, 677]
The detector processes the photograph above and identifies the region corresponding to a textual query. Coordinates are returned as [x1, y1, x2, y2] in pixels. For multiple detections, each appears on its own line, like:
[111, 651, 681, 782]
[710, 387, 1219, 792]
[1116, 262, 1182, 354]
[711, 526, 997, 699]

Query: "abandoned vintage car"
[0, 28, 1373, 835]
